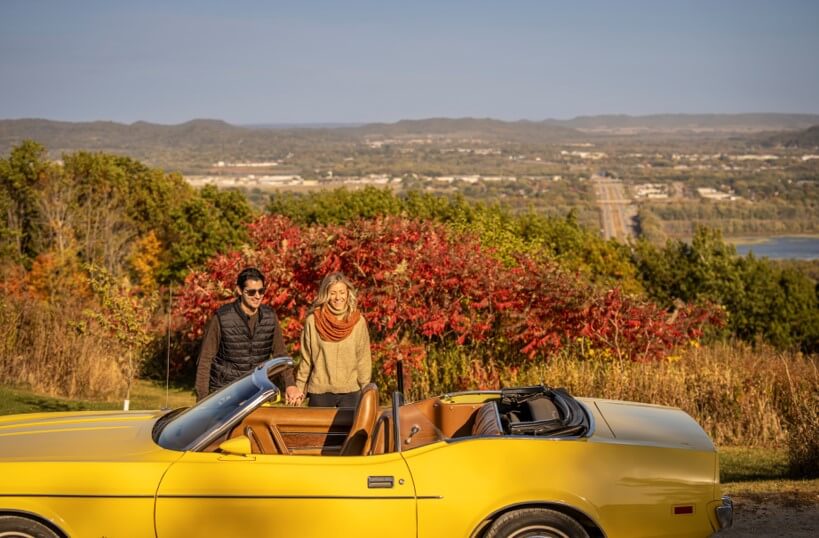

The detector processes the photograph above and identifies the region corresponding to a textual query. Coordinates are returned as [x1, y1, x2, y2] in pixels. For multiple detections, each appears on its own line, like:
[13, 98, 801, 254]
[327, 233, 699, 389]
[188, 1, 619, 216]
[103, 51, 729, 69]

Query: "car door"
[154, 450, 416, 537]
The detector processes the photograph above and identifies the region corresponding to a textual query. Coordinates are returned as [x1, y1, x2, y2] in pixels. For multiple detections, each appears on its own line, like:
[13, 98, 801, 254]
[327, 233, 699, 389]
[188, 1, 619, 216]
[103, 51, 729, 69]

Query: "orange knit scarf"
[314, 304, 361, 342]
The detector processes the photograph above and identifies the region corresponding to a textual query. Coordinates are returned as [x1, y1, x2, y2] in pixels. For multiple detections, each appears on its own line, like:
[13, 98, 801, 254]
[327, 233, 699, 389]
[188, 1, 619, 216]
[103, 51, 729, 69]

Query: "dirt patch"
[718, 492, 819, 537]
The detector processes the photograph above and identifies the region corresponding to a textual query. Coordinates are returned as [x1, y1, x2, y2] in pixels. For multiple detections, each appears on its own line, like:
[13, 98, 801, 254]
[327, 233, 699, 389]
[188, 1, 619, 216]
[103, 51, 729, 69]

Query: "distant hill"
[245, 122, 364, 129]
[347, 117, 583, 143]
[3, 114, 819, 170]
[0, 117, 586, 165]
[764, 125, 819, 148]
[0, 118, 254, 153]
[544, 113, 819, 133]
[0, 118, 353, 169]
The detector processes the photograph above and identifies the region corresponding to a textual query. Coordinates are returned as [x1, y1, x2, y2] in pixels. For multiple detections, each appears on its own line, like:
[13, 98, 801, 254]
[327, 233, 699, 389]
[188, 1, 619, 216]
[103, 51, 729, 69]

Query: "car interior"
[211, 384, 573, 456]
[215, 384, 502, 456]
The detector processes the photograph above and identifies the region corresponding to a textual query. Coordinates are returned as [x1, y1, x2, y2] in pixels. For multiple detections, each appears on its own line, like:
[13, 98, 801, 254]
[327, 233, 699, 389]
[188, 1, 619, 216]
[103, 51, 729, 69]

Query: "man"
[195, 267, 304, 404]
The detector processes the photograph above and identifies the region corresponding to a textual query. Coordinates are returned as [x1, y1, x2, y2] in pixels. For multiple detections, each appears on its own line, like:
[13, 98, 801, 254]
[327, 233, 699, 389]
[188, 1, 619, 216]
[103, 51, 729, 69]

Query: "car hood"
[0, 409, 174, 461]
[581, 398, 715, 451]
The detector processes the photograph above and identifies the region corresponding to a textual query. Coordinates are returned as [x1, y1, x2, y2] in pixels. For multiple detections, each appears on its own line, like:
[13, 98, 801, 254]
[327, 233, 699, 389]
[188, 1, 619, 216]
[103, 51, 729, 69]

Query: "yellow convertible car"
[0, 357, 731, 537]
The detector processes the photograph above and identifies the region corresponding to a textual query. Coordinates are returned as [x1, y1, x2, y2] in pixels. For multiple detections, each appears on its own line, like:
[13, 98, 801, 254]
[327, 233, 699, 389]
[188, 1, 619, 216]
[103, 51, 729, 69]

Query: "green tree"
[162, 185, 254, 281]
[0, 140, 49, 265]
[634, 227, 819, 352]
[267, 186, 403, 224]
[633, 227, 742, 306]
[59, 151, 200, 285]
[61, 151, 137, 274]
[110, 157, 193, 234]
[730, 259, 819, 351]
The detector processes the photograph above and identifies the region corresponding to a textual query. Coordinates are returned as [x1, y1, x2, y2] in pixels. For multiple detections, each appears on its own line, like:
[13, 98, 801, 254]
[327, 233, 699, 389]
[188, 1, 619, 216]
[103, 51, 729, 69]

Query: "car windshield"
[155, 358, 288, 451]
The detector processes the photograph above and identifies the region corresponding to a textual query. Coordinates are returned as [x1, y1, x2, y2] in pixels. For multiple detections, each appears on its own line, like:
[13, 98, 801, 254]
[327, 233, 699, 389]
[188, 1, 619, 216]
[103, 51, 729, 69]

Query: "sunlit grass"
[719, 446, 789, 482]
[0, 379, 195, 416]
[719, 446, 819, 496]
[723, 478, 819, 497]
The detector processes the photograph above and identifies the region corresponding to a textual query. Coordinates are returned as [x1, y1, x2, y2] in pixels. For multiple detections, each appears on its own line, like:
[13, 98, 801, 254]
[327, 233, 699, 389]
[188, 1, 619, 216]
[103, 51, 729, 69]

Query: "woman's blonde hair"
[310, 272, 358, 317]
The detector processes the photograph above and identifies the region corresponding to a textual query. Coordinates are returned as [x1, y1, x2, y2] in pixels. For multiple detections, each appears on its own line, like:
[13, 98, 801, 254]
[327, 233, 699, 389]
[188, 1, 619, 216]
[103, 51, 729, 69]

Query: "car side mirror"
[219, 435, 252, 456]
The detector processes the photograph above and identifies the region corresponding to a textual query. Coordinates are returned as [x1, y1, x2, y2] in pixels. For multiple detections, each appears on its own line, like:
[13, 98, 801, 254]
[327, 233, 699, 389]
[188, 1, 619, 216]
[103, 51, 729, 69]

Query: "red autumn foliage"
[174, 215, 724, 383]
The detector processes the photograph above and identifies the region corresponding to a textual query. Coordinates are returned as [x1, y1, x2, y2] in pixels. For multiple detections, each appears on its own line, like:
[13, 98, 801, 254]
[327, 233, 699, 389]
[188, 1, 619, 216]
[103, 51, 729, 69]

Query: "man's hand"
[285, 385, 304, 406]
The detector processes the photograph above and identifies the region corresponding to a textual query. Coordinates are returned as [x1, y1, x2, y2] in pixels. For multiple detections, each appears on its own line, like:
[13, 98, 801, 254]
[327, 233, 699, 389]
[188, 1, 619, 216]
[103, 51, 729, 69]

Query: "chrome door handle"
[368, 475, 394, 488]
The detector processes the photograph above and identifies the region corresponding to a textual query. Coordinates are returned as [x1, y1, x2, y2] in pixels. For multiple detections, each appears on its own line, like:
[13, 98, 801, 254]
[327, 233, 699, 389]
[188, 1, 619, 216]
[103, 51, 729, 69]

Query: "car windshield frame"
[154, 356, 292, 452]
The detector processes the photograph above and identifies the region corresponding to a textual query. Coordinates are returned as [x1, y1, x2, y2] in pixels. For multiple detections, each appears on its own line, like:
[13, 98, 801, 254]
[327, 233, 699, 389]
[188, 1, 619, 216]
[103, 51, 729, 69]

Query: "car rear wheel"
[484, 508, 589, 538]
[0, 515, 60, 538]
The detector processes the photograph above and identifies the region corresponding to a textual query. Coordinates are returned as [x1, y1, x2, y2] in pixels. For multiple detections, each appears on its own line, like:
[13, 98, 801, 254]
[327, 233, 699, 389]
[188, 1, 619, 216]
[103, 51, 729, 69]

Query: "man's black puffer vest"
[209, 301, 278, 392]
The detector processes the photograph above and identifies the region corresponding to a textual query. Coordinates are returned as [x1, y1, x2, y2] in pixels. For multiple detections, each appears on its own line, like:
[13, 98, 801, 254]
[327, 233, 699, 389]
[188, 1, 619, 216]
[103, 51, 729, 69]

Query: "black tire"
[0, 515, 61, 538]
[484, 508, 590, 538]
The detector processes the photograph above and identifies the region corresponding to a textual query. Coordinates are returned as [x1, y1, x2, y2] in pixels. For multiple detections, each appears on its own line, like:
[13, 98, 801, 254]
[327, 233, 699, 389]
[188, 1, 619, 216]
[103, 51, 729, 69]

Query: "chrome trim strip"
[157, 494, 442, 500]
[1, 493, 443, 500]
[280, 431, 347, 438]
[0, 494, 154, 498]
[440, 390, 501, 400]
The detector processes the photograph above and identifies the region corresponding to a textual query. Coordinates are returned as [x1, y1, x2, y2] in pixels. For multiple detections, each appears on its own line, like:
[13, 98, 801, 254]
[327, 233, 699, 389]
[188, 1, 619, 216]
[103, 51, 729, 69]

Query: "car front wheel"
[0, 515, 60, 538]
[484, 508, 590, 538]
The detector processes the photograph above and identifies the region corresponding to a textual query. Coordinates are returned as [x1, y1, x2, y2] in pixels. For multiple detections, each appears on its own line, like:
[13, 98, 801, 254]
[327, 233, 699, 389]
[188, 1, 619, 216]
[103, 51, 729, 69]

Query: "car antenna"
[164, 284, 172, 410]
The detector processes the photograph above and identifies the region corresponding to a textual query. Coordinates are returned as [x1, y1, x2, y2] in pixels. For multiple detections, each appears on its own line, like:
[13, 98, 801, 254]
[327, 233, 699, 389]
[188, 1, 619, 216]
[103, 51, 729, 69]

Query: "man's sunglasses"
[243, 288, 266, 297]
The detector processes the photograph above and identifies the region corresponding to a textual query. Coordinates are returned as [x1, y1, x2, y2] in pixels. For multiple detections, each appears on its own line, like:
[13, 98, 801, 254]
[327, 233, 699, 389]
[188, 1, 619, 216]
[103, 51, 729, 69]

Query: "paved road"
[593, 178, 637, 241]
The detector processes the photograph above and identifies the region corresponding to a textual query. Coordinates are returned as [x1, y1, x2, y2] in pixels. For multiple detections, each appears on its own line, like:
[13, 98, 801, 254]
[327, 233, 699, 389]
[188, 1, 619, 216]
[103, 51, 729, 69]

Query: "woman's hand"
[285, 385, 305, 406]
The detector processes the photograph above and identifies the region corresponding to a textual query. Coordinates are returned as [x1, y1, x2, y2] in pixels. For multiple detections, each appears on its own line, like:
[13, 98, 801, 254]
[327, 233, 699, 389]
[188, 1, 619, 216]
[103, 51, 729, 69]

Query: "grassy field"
[719, 446, 819, 496]
[0, 379, 195, 415]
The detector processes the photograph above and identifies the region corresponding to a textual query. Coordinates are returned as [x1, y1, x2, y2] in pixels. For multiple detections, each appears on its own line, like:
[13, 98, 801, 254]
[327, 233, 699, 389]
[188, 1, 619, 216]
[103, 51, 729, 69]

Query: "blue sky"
[1, 0, 818, 124]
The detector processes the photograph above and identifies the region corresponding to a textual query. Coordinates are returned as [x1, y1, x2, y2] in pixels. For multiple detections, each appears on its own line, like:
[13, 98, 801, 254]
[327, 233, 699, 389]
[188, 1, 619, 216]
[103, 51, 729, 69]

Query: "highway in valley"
[593, 178, 637, 241]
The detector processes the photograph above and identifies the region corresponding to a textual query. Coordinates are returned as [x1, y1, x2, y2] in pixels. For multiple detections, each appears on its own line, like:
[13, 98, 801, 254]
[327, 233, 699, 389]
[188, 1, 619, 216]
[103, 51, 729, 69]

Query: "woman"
[296, 272, 372, 407]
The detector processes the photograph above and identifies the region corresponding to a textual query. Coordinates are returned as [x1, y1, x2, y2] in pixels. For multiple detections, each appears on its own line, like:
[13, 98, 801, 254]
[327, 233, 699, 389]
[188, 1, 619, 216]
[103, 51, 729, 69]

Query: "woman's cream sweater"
[296, 313, 372, 394]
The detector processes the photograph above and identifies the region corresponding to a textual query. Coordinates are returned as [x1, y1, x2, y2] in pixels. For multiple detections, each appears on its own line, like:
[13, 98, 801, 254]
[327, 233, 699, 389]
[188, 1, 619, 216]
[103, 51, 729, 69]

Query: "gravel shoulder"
[717, 491, 819, 537]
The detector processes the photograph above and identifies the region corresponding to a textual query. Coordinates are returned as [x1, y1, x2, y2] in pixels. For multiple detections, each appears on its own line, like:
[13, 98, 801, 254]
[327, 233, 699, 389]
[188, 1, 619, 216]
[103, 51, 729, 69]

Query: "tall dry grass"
[780, 358, 819, 477]
[403, 341, 817, 450]
[0, 297, 126, 399]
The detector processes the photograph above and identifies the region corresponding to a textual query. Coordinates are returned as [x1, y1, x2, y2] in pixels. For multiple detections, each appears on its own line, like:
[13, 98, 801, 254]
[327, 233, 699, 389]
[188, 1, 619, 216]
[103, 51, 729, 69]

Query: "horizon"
[2, 1, 818, 124]
[4, 112, 819, 129]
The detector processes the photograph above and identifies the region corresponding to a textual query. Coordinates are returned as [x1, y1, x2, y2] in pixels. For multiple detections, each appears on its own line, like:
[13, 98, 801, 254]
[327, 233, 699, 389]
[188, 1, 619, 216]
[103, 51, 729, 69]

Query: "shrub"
[781, 359, 819, 478]
[175, 215, 722, 397]
[0, 294, 126, 399]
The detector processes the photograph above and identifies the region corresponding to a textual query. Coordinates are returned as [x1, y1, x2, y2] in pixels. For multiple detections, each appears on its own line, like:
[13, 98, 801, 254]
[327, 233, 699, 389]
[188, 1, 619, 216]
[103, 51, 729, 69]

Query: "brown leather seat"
[471, 401, 503, 436]
[340, 383, 379, 456]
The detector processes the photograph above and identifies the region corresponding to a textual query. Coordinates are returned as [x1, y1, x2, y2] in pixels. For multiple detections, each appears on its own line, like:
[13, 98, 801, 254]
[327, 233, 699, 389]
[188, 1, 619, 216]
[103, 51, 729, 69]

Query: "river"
[733, 236, 819, 260]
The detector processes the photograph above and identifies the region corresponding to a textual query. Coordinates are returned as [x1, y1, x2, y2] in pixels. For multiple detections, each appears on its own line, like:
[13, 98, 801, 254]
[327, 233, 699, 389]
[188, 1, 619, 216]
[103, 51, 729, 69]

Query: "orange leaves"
[129, 231, 162, 292]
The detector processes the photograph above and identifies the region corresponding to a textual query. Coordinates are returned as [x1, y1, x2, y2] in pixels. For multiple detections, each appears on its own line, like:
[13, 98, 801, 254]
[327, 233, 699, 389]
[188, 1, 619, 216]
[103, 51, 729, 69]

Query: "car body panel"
[589, 399, 715, 451]
[404, 437, 717, 538]
[155, 451, 416, 537]
[0, 411, 182, 537]
[0, 410, 168, 461]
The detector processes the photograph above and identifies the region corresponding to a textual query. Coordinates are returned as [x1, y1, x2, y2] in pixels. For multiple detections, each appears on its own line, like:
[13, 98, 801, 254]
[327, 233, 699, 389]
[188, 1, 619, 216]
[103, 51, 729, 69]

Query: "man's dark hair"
[237, 267, 266, 289]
